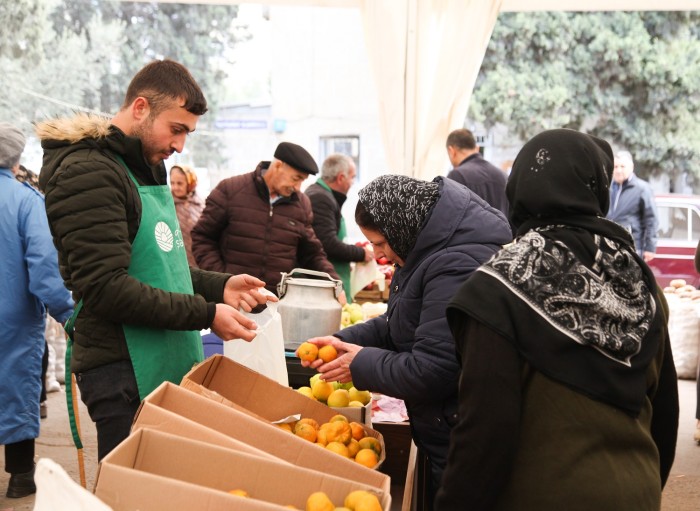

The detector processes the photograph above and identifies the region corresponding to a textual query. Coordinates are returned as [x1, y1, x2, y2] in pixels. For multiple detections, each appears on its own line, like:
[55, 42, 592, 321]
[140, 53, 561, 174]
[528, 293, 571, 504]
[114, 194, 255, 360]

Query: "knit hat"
[274, 142, 318, 175]
[0, 122, 26, 169]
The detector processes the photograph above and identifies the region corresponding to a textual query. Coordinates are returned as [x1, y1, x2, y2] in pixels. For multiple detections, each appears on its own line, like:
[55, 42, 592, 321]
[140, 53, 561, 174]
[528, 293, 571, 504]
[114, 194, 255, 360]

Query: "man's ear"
[131, 97, 151, 122]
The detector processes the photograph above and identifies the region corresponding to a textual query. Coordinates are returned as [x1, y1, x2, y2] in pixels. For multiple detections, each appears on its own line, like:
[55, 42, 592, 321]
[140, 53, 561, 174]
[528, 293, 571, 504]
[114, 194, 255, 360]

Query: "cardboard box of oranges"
[180, 355, 385, 467]
[134, 382, 389, 493]
[95, 427, 390, 510]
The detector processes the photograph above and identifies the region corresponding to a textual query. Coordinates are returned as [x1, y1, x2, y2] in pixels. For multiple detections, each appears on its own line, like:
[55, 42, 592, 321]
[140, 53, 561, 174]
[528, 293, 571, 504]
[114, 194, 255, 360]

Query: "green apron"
[316, 178, 352, 301]
[119, 156, 203, 398]
[63, 157, 203, 448]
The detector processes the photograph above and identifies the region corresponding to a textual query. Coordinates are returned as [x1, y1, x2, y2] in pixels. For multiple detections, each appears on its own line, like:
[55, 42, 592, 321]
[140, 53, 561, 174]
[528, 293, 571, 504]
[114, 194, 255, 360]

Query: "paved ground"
[1, 379, 699, 510]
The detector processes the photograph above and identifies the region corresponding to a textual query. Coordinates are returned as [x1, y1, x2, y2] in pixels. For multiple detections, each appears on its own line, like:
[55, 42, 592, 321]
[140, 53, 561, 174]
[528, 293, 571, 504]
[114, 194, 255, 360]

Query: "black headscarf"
[358, 175, 440, 261]
[450, 129, 661, 416]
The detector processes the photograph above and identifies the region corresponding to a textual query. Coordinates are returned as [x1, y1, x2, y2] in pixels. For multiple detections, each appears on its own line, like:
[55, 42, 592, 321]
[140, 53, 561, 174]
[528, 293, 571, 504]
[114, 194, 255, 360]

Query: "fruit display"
[663, 279, 700, 300]
[222, 488, 383, 510]
[341, 302, 365, 328]
[275, 413, 382, 468]
[298, 373, 372, 409]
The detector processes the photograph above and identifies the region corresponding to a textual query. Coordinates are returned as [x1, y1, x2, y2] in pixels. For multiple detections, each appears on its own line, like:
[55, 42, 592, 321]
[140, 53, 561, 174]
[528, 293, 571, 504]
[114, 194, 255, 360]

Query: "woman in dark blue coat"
[301, 174, 512, 506]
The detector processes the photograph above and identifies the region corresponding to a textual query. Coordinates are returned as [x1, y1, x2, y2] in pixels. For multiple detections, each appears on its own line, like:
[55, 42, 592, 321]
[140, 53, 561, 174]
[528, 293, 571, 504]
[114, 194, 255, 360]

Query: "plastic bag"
[350, 259, 384, 298]
[223, 289, 289, 386]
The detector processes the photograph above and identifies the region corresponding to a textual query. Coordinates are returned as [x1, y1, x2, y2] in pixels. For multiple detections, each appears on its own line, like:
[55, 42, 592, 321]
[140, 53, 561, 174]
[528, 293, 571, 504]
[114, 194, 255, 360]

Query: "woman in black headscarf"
[301, 174, 513, 506]
[435, 129, 679, 511]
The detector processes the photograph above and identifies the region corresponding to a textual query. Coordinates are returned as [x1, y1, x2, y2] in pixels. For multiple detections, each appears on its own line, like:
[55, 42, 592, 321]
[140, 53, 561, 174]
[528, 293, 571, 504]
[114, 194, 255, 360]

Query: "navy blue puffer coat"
[337, 177, 513, 483]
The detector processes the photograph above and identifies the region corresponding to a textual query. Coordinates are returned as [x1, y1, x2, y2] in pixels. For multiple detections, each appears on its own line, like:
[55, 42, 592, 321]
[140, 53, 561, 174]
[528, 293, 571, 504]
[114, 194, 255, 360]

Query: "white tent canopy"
[145, 0, 700, 178]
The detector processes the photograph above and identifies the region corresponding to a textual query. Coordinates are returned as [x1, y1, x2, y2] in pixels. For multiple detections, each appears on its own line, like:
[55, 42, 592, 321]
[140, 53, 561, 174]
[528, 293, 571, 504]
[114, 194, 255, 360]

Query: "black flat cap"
[274, 142, 318, 175]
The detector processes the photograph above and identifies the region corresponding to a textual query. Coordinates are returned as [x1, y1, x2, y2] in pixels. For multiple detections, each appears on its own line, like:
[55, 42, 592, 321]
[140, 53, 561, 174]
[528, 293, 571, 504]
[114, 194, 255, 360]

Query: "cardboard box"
[132, 401, 281, 463]
[95, 428, 390, 511]
[182, 355, 380, 438]
[138, 382, 390, 493]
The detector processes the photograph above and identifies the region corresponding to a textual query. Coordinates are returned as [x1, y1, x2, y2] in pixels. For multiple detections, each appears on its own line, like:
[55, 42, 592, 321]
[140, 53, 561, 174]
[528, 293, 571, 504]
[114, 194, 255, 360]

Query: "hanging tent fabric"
[130, 0, 700, 178]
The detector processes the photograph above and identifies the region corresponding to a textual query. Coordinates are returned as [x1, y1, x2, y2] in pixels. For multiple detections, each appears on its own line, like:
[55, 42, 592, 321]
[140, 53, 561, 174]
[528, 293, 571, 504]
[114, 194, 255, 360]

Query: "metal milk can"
[276, 268, 343, 350]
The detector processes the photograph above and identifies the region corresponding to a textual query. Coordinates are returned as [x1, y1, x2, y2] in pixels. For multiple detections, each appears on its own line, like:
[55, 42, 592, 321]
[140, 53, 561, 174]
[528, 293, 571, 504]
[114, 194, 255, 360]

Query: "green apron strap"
[64, 299, 84, 449]
[316, 178, 352, 301]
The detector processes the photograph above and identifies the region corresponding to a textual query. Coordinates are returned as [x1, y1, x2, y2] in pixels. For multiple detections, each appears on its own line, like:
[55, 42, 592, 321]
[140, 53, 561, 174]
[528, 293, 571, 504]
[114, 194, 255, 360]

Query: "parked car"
[647, 194, 700, 288]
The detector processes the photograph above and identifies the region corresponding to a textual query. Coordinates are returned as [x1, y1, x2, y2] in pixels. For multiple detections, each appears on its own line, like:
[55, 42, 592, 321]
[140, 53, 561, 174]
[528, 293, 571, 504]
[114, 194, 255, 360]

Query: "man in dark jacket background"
[306, 154, 372, 301]
[36, 59, 273, 461]
[191, 142, 340, 295]
[606, 150, 658, 261]
[445, 128, 509, 218]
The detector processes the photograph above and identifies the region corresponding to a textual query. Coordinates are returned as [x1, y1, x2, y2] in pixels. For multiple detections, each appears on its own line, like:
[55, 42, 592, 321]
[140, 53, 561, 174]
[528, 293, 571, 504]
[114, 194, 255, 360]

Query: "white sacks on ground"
[223, 289, 289, 386]
[665, 292, 700, 379]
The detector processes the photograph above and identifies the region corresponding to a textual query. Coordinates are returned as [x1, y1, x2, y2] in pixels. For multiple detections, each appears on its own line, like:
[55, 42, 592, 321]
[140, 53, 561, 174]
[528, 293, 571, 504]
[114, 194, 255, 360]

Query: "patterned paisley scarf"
[450, 129, 661, 415]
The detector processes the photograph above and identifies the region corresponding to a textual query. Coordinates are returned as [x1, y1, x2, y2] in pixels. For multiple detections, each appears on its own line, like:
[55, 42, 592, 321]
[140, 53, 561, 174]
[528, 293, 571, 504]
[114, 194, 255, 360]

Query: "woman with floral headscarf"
[170, 164, 204, 267]
[435, 129, 679, 511]
[300, 174, 512, 506]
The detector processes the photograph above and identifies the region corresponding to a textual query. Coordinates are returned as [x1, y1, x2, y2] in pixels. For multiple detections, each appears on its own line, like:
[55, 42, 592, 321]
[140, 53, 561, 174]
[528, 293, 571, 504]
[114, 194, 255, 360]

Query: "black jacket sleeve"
[308, 189, 365, 262]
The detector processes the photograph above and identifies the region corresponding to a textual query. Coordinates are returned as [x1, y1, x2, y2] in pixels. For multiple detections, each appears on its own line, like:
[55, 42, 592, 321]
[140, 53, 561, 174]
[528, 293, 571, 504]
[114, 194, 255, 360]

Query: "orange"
[344, 490, 372, 510]
[347, 438, 360, 458]
[295, 422, 317, 443]
[312, 380, 334, 402]
[325, 420, 352, 445]
[228, 489, 249, 497]
[349, 422, 365, 441]
[297, 342, 319, 362]
[295, 418, 320, 432]
[358, 436, 381, 456]
[355, 493, 382, 511]
[318, 344, 338, 363]
[306, 491, 335, 511]
[325, 441, 350, 457]
[277, 423, 293, 433]
[316, 427, 329, 446]
[354, 448, 379, 468]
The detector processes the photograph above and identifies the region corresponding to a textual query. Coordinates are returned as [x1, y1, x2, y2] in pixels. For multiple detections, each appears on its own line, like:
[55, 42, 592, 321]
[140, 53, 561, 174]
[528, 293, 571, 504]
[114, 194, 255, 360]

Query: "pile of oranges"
[276, 414, 381, 469]
[226, 488, 383, 511]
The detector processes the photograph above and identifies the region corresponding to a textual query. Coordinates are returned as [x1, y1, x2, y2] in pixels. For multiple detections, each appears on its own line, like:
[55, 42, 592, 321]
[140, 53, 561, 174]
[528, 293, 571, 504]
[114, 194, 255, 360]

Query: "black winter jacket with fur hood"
[36, 113, 230, 373]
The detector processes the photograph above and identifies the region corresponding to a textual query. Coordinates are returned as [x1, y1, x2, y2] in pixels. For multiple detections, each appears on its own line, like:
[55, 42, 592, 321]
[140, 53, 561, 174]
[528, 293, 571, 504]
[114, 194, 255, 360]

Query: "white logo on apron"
[154, 221, 174, 252]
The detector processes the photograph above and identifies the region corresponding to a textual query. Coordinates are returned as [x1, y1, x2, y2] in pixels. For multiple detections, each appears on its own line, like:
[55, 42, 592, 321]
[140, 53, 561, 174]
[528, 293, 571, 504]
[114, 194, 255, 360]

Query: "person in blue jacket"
[0, 123, 74, 498]
[300, 174, 512, 508]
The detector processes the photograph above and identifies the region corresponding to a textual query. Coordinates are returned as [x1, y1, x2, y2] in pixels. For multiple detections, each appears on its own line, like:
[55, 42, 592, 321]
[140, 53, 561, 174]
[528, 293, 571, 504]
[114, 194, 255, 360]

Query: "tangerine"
[325, 441, 350, 457]
[354, 448, 379, 468]
[306, 491, 335, 511]
[297, 342, 319, 362]
[295, 423, 317, 443]
[318, 344, 338, 363]
[358, 436, 382, 456]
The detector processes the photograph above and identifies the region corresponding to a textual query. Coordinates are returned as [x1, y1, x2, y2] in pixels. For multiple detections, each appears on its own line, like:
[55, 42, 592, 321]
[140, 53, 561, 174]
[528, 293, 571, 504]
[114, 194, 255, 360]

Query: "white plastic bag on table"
[665, 292, 700, 379]
[223, 289, 289, 386]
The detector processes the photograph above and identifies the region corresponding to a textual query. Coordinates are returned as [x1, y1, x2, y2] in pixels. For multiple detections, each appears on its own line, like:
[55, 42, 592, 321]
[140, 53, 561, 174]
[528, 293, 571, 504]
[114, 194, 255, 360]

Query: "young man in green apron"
[37, 59, 276, 461]
[305, 154, 373, 302]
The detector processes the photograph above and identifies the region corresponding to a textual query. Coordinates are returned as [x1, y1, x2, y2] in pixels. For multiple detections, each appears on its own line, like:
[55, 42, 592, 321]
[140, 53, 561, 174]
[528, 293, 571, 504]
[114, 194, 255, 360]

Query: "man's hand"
[297, 336, 361, 384]
[363, 246, 374, 263]
[223, 274, 278, 312]
[643, 251, 655, 262]
[211, 303, 258, 341]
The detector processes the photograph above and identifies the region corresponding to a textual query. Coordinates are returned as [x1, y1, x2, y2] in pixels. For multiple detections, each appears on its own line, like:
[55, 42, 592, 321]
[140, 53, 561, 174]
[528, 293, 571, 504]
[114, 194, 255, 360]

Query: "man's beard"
[132, 119, 163, 165]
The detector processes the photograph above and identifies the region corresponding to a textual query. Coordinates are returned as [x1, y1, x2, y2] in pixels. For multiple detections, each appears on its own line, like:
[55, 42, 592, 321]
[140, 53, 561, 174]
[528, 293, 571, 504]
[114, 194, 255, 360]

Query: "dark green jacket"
[36, 114, 230, 372]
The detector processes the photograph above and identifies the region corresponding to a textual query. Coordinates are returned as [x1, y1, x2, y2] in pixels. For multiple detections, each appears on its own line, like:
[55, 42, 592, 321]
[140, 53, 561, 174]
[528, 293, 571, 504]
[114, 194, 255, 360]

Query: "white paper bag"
[665, 293, 700, 379]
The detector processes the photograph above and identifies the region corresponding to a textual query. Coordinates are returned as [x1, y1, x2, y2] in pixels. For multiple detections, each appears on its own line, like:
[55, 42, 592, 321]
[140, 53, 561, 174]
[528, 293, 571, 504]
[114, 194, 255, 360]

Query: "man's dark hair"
[355, 200, 380, 231]
[446, 128, 477, 150]
[122, 59, 208, 116]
